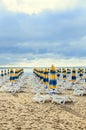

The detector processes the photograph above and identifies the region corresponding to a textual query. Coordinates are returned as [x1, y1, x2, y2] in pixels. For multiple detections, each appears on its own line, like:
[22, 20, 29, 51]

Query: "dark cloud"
[0, 8, 86, 64]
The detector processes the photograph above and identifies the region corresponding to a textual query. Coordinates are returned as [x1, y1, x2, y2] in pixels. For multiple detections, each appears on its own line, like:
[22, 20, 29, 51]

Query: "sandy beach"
[0, 0, 86, 129]
[0, 77, 86, 130]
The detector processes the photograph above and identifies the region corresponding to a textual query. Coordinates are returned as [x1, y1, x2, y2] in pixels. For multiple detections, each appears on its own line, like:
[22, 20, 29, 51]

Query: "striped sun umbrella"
[57, 68, 60, 79]
[85, 68, 86, 74]
[15, 69, 18, 80]
[62, 68, 67, 82]
[4, 69, 7, 76]
[79, 68, 83, 79]
[43, 68, 49, 89]
[8, 69, 10, 75]
[1, 70, 4, 78]
[10, 68, 15, 85]
[67, 68, 71, 75]
[72, 68, 76, 84]
[49, 65, 57, 94]
[40, 69, 44, 83]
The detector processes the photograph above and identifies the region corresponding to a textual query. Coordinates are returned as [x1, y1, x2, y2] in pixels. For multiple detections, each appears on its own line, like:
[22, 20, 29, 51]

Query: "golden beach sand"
[0, 78, 86, 130]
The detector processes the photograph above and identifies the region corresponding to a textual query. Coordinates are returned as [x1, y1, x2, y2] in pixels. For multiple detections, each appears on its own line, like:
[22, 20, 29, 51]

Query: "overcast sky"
[0, 0, 86, 67]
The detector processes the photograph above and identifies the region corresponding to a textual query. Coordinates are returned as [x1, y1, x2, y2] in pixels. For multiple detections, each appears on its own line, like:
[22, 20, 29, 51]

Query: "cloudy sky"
[0, 0, 86, 67]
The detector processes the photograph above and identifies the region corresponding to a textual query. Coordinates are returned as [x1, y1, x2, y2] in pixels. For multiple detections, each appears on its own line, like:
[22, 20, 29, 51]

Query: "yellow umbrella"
[79, 68, 83, 78]
[10, 68, 15, 85]
[62, 68, 66, 81]
[49, 65, 57, 94]
[40, 69, 44, 83]
[72, 68, 76, 84]
[43, 68, 49, 89]
[57, 68, 60, 79]
[1, 70, 4, 77]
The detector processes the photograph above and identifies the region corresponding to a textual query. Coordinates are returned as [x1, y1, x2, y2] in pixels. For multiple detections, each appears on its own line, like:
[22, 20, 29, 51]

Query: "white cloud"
[0, 48, 86, 67]
[22, 57, 86, 67]
[2, 56, 86, 67]
[1, 0, 81, 14]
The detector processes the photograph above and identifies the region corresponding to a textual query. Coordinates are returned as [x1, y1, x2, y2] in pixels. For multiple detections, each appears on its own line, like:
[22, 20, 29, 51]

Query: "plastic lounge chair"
[31, 87, 41, 94]
[0, 82, 21, 93]
[64, 81, 73, 90]
[73, 89, 86, 96]
[33, 94, 51, 103]
[51, 95, 75, 105]
[44, 88, 51, 94]
[56, 87, 64, 94]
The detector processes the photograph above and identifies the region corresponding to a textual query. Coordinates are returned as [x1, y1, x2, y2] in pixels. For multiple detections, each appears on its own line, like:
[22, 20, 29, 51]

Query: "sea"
[24, 67, 33, 75]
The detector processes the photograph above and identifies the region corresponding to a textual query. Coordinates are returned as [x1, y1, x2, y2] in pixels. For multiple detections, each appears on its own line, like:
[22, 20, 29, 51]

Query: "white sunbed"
[31, 87, 41, 94]
[73, 89, 86, 96]
[51, 95, 75, 105]
[63, 81, 74, 90]
[33, 94, 51, 103]
[56, 86, 65, 94]
[0, 80, 27, 93]
[0, 83, 21, 93]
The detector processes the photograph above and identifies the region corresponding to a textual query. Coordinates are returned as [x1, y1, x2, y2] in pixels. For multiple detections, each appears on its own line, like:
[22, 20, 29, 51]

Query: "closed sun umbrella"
[8, 69, 10, 75]
[67, 68, 71, 74]
[85, 68, 86, 74]
[57, 68, 60, 79]
[1, 70, 4, 78]
[62, 68, 67, 82]
[79, 68, 83, 79]
[49, 65, 57, 94]
[4, 69, 7, 76]
[40, 69, 44, 83]
[10, 68, 15, 85]
[1, 70, 5, 82]
[43, 68, 49, 89]
[72, 68, 76, 85]
[0, 70, 4, 84]
[15, 69, 18, 80]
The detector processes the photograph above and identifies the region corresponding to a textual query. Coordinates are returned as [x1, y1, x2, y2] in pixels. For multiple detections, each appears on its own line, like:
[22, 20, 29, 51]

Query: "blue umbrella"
[72, 68, 76, 84]
[62, 68, 66, 82]
[1, 70, 4, 77]
[57, 68, 60, 79]
[10, 68, 15, 85]
[79, 68, 83, 79]
[49, 65, 57, 94]
[43, 68, 49, 89]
